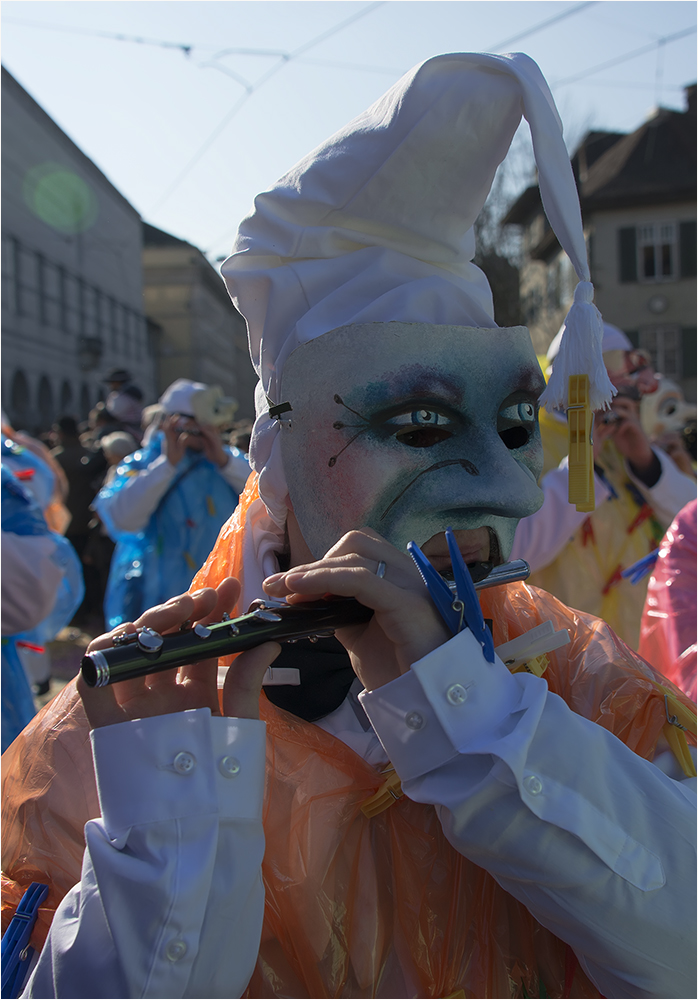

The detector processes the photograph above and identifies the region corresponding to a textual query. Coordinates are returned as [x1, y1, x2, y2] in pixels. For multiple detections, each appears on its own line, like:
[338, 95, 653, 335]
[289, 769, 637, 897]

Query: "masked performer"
[3, 53, 695, 1000]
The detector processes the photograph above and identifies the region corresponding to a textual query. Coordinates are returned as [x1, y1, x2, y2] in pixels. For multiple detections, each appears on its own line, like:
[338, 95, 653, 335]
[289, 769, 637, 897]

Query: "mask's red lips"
[420, 527, 496, 573]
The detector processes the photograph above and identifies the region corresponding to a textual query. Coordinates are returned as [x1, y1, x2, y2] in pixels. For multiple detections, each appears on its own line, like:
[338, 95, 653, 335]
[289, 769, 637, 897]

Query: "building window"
[36, 253, 47, 325]
[619, 223, 684, 284]
[60, 380, 73, 414]
[37, 375, 54, 429]
[640, 326, 682, 379]
[57, 266, 68, 331]
[10, 369, 30, 428]
[638, 223, 676, 281]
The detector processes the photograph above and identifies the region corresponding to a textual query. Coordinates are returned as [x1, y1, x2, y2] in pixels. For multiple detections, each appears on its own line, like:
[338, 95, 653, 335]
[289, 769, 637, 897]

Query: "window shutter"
[679, 221, 697, 278]
[618, 227, 637, 283]
[682, 328, 696, 378]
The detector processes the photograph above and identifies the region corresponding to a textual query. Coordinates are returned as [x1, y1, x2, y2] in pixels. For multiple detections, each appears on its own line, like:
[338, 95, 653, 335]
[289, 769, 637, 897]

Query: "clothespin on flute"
[567, 374, 595, 513]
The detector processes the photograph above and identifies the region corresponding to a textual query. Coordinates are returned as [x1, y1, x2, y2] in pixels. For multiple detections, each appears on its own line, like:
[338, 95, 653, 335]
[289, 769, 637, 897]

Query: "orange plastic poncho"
[3, 475, 696, 999]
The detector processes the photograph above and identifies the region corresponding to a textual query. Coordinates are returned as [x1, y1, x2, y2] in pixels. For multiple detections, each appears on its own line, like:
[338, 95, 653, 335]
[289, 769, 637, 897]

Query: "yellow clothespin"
[510, 654, 550, 678]
[567, 374, 595, 512]
[361, 765, 403, 818]
[653, 684, 697, 778]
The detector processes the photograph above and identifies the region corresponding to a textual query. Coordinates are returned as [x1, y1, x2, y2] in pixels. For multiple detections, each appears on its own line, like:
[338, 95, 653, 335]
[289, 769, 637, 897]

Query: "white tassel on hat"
[540, 281, 616, 412]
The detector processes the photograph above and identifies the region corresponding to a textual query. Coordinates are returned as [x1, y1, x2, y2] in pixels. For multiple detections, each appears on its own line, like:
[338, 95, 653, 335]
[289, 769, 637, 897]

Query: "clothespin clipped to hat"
[408, 528, 495, 662]
[266, 397, 293, 426]
[539, 287, 616, 512]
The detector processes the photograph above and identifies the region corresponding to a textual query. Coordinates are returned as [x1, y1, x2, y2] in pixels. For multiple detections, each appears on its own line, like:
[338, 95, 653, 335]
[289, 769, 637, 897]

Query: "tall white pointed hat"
[222, 51, 614, 526]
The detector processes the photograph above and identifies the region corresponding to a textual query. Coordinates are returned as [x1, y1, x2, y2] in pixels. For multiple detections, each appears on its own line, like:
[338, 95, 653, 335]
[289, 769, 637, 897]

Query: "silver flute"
[81, 559, 530, 687]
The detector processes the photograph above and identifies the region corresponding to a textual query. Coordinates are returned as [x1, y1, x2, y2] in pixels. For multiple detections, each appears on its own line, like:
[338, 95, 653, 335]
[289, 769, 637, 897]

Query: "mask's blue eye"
[498, 401, 537, 450]
[385, 408, 455, 447]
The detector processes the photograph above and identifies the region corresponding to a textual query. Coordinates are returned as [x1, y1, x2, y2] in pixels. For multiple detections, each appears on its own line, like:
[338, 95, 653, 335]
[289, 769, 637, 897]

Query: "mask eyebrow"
[364, 364, 463, 406]
[508, 365, 546, 399]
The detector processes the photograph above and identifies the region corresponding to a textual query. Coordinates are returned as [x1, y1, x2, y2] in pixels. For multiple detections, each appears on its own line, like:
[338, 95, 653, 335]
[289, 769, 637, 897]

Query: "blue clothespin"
[407, 527, 495, 662]
[1, 882, 49, 998]
[621, 549, 659, 585]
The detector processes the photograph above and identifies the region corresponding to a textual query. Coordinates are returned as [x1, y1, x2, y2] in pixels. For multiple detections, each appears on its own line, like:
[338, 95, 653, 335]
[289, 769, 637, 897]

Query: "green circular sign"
[23, 162, 98, 234]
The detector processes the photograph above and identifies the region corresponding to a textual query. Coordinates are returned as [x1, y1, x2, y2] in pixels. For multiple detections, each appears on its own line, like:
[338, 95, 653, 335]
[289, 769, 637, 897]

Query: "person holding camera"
[94, 379, 249, 630]
[511, 324, 696, 648]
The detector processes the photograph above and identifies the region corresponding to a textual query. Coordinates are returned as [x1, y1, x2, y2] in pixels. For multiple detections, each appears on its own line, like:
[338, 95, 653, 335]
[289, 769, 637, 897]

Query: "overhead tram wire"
[201, 2, 601, 259]
[488, 1, 598, 52]
[2, 18, 195, 55]
[553, 25, 696, 88]
[148, 1, 386, 216]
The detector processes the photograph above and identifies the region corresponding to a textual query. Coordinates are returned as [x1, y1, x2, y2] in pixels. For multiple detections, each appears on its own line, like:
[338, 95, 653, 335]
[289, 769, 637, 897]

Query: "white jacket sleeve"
[510, 460, 611, 571]
[628, 446, 696, 528]
[95, 454, 178, 535]
[511, 447, 697, 572]
[24, 709, 266, 1000]
[360, 630, 696, 1000]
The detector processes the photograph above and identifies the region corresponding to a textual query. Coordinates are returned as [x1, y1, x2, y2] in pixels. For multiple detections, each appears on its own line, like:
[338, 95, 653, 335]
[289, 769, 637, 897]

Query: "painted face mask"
[641, 375, 697, 438]
[280, 322, 545, 563]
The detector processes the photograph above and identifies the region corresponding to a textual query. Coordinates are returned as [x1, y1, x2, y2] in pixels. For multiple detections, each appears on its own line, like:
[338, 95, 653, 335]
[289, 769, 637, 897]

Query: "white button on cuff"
[173, 751, 196, 775]
[446, 683, 468, 706]
[405, 711, 425, 731]
[165, 939, 187, 962]
[523, 774, 543, 796]
[219, 755, 241, 777]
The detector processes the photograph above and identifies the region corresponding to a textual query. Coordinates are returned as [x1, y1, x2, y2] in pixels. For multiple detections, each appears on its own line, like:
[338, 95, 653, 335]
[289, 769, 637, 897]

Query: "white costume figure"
[3, 53, 695, 1000]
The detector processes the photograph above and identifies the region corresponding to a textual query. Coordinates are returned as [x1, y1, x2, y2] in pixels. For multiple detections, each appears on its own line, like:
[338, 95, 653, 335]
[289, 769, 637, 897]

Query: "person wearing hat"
[93, 379, 249, 629]
[512, 323, 696, 649]
[103, 366, 144, 444]
[3, 54, 695, 1000]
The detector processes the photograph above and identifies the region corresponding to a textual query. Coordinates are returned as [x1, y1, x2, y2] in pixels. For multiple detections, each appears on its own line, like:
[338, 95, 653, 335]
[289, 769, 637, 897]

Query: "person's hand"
[262, 528, 450, 691]
[594, 397, 658, 480]
[652, 431, 695, 477]
[593, 409, 618, 459]
[199, 423, 230, 469]
[163, 414, 188, 467]
[77, 577, 280, 728]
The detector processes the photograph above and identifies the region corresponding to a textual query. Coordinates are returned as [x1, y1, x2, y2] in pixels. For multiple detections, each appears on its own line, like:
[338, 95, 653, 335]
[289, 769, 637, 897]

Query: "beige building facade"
[143, 225, 256, 421]
[505, 88, 696, 400]
[1, 68, 157, 431]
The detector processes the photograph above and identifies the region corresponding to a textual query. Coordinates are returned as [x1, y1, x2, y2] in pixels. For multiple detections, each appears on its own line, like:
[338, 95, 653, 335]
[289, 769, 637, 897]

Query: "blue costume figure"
[1, 463, 84, 751]
[94, 379, 249, 629]
[1, 437, 57, 512]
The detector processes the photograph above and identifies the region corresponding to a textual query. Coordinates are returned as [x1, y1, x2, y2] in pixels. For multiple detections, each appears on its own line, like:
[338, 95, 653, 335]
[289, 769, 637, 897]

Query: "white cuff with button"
[360, 626, 529, 783]
[91, 708, 267, 835]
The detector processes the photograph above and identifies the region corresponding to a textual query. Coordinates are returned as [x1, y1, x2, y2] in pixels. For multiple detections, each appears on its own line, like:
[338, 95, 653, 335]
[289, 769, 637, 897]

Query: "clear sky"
[2, 1, 696, 262]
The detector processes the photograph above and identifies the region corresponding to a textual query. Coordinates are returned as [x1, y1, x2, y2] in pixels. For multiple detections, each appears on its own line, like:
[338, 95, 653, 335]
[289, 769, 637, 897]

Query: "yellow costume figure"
[528, 424, 664, 650]
[520, 327, 696, 650]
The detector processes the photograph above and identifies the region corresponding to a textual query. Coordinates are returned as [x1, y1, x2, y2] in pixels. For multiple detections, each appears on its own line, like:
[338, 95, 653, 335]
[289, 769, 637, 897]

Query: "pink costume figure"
[639, 499, 697, 699]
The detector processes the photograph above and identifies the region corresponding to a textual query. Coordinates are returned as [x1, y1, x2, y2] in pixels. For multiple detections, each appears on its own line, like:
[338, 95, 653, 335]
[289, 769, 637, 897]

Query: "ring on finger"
[375, 560, 387, 579]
